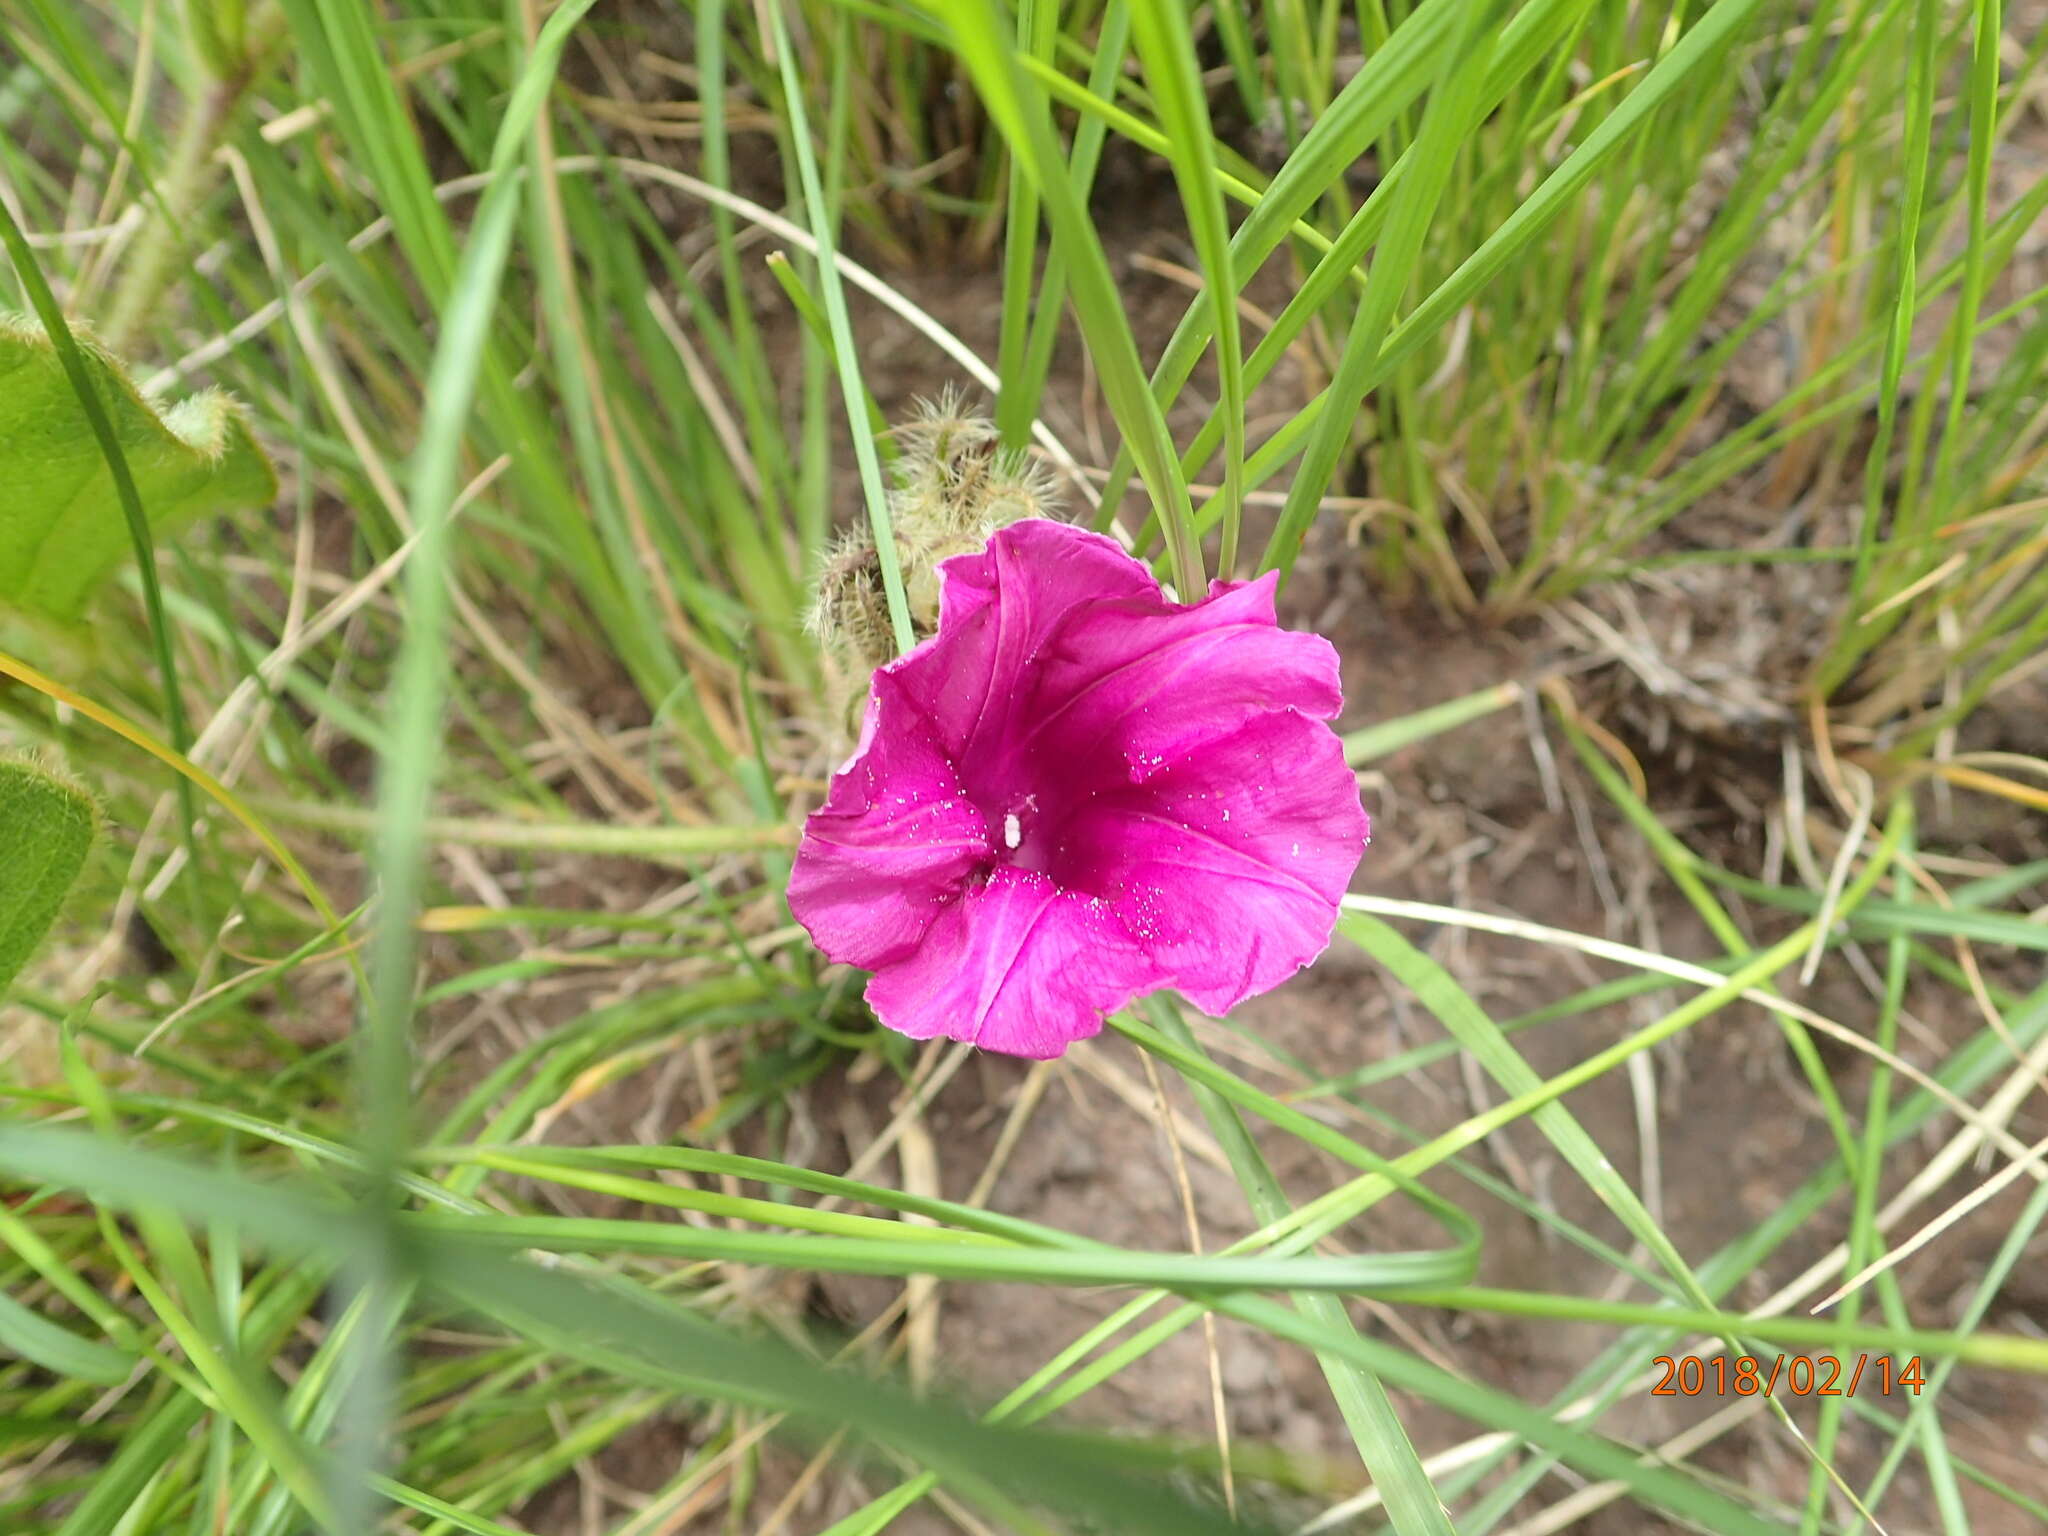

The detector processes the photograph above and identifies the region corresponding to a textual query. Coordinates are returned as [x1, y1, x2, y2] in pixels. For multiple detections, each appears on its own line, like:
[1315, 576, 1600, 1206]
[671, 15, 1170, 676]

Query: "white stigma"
[1003, 812, 1022, 850]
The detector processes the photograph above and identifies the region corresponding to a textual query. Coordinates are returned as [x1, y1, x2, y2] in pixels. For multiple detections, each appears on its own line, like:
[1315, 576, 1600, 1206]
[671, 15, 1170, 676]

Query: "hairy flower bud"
[808, 533, 896, 738]
[808, 390, 1062, 741]
[888, 386, 1057, 544]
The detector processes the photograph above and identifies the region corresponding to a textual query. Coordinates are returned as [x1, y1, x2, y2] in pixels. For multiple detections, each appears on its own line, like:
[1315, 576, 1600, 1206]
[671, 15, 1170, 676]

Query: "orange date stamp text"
[1652, 1354, 1926, 1398]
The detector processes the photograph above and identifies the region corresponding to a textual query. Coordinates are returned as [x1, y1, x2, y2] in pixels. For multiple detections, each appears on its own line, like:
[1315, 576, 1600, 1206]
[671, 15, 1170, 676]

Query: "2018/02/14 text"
[1651, 1354, 1926, 1398]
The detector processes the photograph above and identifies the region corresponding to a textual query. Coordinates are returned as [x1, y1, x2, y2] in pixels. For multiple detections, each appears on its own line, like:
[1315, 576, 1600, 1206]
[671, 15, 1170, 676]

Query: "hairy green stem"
[103, 80, 239, 353]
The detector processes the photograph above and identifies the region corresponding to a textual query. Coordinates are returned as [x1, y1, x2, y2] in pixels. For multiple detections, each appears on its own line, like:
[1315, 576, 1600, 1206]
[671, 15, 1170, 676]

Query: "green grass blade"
[767, 0, 915, 654]
[1138, 999, 1458, 1536]
[1128, 0, 1247, 574]
[1259, 0, 1493, 578]
[934, 0, 1204, 592]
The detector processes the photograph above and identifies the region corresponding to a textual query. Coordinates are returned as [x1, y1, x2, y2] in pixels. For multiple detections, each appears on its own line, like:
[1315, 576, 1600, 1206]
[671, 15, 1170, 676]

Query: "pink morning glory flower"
[788, 518, 1369, 1059]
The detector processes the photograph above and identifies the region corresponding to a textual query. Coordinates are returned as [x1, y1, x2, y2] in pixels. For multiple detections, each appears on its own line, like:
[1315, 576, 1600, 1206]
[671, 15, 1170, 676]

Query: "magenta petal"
[1061, 712, 1369, 1015]
[1030, 573, 1344, 773]
[787, 674, 991, 971]
[862, 868, 1164, 1058]
[888, 519, 1158, 763]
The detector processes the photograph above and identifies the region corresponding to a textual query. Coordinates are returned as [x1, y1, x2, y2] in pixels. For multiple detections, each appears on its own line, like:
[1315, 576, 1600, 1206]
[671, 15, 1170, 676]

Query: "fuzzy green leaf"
[0, 755, 97, 996]
[0, 312, 275, 622]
